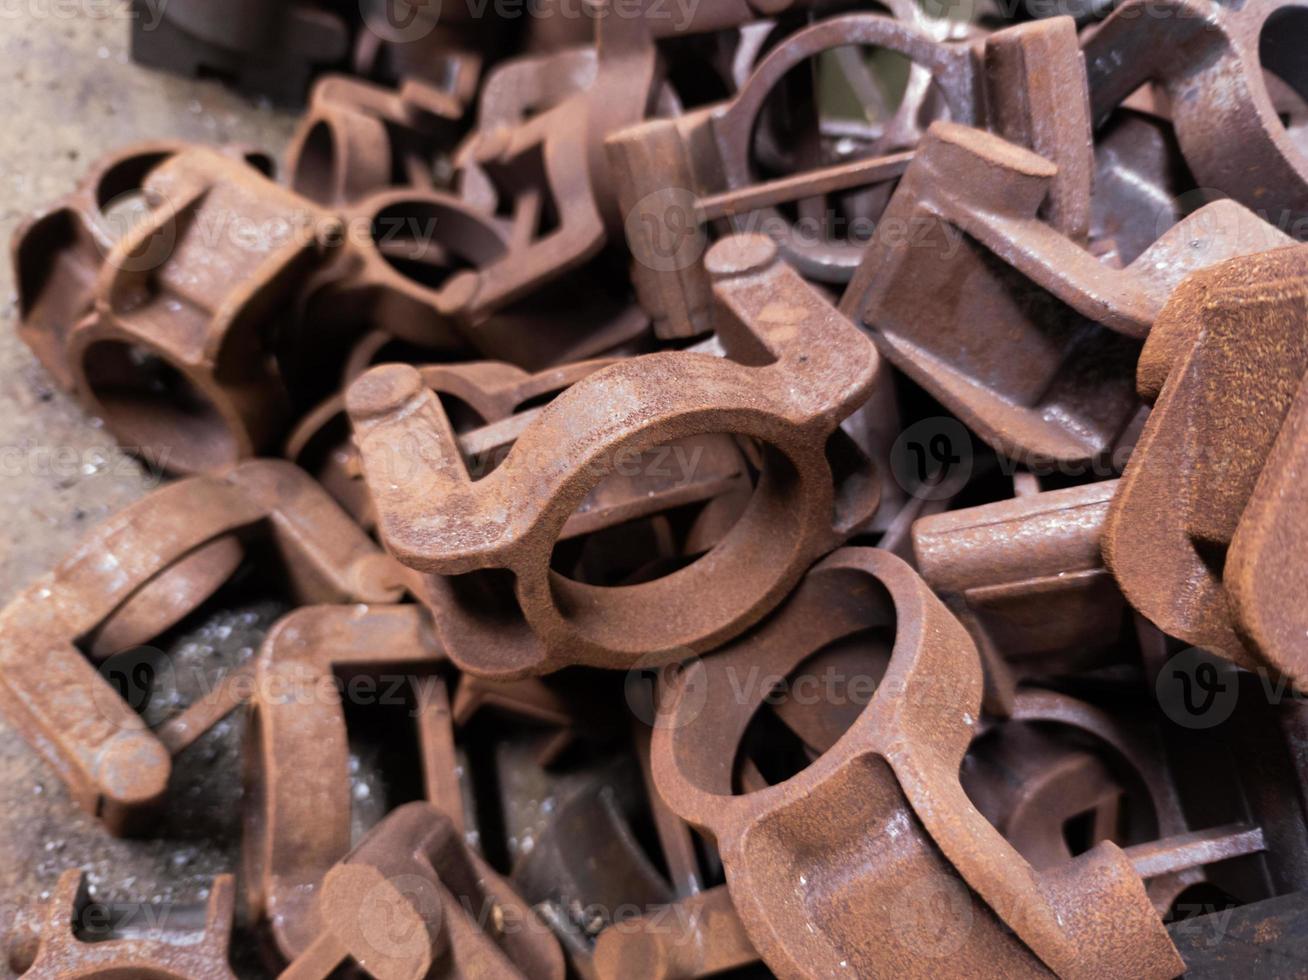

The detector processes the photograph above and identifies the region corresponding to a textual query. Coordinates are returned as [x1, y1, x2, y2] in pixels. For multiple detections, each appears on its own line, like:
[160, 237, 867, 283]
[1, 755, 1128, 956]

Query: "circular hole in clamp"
[657, 560, 901, 802]
[748, 44, 947, 251]
[959, 718, 1162, 868]
[548, 433, 757, 588]
[1259, 6, 1308, 156]
[92, 150, 175, 252]
[731, 626, 894, 791]
[82, 340, 239, 473]
[94, 150, 173, 213]
[546, 437, 812, 658]
[369, 199, 507, 293]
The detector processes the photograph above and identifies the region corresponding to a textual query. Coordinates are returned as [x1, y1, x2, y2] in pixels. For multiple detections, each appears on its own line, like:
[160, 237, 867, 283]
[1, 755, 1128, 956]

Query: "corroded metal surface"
[277, 802, 565, 979]
[347, 233, 879, 676]
[652, 548, 1185, 978]
[14, 870, 238, 979]
[6, 1, 1308, 976]
[1105, 244, 1308, 686]
[0, 459, 400, 835]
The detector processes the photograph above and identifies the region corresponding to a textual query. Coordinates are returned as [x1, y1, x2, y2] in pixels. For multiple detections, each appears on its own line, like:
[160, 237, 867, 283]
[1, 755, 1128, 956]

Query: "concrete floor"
[0, 5, 296, 972]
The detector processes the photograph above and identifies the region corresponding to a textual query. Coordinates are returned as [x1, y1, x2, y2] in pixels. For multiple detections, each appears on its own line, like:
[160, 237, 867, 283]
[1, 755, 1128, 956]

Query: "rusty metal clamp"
[913, 480, 1132, 705]
[608, 11, 978, 338]
[512, 782, 676, 966]
[54, 146, 344, 474]
[296, 184, 649, 367]
[298, 186, 510, 353]
[447, 0, 824, 322]
[965, 688, 1212, 913]
[346, 234, 879, 676]
[287, 75, 467, 206]
[652, 546, 1185, 978]
[450, 90, 608, 320]
[842, 121, 1292, 466]
[0, 459, 401, 835]
[293, 357, 747, 551]
[1083, 0, 1308, 226]
[13, 870, 236, 979]
[354, 0, 488, 100]
[609, 15, 1092, 339]
[243, 603, 454, 960]
[127, 0, 349, 105]
[10, 142, 262, 392]
[1104, 243, 1308, 686]
[279, 801, 565, 979]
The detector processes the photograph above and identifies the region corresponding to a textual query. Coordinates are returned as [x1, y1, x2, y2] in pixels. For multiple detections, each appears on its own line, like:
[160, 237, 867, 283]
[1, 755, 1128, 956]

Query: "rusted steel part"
[16, 870, 236, 979]
[612, 7, 984, 314]
[1083, 0, 1308, 225]
[609, 11, 978, 338]
[85, 532, 248, 660]
[454, 674, 603, 766]
[458, 45, 598, 225]
[592, 886, 757, 980]
[293, 186, 497, 351]
[913, 481, 1132, 687]
[1104, 244, 1308, 683]
[58, 146, 344, 474]
[842, 121, 1292, 466]
[964, 722, 1127, 869]
[287, 74, 465, 206]
[652, 547, 1183, 979]
[297, 186, 649, 366]
[633, 720, 705, 900]
[511, 783, 675, 970]
[446, 0, 820, 322]
[347, 234, 880, 676]
[983, 17, 1093, 243]
[965, 690, 1207, 912]
[750, 628, 891, 764]
[354, 0, 487, 100]
[279, 802, 564, 980]
[9, 141, 263, 391]
[294, 357, 751, 557]
[1124, 824, 1267, 880]
[451, 90, 608, 320]
[0, 460, 400, 835]
[242, 603, 451, 960]
[287, 358, 617, 525]
[611, 14, 1089, 338]
[999, 688, 1209, 913]
[128, 0, 349, 105]
[465, 47, 598, 162]
[1091, 108, 1193, 268]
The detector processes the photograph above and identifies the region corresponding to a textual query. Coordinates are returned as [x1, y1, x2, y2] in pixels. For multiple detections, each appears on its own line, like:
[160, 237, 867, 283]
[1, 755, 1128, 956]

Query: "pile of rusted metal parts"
[7, 0, 1308, 975]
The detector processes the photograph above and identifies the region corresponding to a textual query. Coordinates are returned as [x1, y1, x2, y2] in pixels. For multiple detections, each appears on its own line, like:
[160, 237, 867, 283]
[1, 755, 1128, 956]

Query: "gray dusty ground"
[0, 5, 297, 974]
